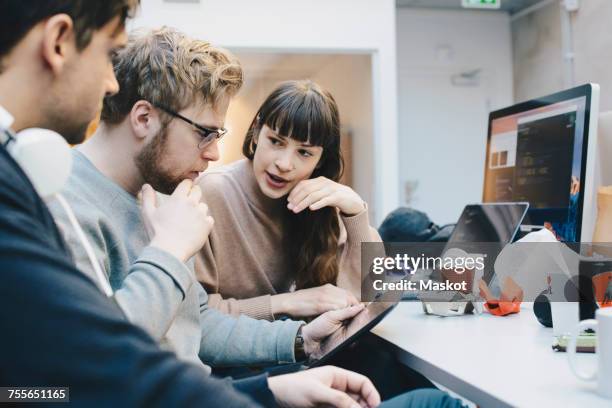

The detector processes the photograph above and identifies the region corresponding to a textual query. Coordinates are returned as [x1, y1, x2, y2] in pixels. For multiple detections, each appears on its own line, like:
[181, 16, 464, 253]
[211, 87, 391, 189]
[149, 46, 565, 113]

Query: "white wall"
[131, 0, 398, 224]
[396, 8, 513, 224]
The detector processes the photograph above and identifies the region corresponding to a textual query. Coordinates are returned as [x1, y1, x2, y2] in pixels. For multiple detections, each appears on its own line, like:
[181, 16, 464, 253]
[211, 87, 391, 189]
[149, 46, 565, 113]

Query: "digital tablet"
[308, 301, 398, 367]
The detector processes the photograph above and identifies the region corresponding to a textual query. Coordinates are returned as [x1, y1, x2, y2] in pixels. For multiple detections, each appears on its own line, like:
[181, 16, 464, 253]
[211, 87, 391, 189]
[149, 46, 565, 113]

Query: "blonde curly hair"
[101, 26, 243, 124]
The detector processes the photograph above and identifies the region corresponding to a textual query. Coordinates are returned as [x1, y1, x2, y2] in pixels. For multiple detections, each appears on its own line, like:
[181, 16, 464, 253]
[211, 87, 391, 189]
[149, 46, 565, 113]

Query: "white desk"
[371, 302, 610, 407]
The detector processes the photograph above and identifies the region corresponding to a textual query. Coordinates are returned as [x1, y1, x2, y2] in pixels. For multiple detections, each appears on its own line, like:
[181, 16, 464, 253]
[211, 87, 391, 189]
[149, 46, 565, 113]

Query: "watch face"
[294, 326, 307, 360]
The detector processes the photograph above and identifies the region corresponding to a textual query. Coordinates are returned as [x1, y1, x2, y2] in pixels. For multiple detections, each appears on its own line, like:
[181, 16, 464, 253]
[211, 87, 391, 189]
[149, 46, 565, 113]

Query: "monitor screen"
[482, 84, 599, 242]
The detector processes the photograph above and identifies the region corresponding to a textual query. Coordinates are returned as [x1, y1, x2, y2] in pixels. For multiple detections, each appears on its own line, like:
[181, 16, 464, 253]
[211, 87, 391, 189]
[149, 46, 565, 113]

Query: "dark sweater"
[0, 145, 272, 407]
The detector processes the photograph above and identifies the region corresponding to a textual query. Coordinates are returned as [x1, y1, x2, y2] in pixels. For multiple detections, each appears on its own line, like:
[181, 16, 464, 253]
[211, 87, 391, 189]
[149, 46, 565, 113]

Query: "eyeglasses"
[155, 104, 228, 149]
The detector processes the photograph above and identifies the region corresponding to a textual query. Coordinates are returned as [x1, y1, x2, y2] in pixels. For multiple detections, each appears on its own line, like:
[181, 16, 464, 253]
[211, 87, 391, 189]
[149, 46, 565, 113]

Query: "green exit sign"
[462, 0, 501, 9]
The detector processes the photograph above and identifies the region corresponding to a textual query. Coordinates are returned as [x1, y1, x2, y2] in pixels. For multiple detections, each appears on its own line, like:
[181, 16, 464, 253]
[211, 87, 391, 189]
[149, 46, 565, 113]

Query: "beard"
[135, 128, 183, 195]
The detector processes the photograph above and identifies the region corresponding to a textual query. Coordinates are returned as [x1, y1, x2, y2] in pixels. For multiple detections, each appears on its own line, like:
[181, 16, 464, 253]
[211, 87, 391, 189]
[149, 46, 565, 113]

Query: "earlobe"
[130, 101, 155, 140]
[41, 14, 74, 76]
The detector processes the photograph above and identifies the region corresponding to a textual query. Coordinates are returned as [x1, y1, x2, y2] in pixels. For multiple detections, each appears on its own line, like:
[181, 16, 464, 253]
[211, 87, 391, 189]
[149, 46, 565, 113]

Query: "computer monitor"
[482, 84, 600, 242]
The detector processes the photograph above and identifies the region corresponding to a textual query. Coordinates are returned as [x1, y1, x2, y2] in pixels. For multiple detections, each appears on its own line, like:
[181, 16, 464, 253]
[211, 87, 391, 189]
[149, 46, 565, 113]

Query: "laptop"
[308, 202, 529, 365]
[420, 202, 529, 316]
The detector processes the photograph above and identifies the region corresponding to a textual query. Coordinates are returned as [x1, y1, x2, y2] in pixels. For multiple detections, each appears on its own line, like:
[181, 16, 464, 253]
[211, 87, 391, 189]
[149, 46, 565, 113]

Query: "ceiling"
[396, 0, 546, 14]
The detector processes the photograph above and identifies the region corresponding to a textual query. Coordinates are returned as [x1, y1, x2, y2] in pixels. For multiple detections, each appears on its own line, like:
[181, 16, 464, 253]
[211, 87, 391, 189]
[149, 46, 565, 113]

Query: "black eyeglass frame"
[154, 104, 228, 149]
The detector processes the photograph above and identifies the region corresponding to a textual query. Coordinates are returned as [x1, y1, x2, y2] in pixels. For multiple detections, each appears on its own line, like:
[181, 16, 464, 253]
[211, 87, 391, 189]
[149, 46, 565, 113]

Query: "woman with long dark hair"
[195, 80, 380, 320]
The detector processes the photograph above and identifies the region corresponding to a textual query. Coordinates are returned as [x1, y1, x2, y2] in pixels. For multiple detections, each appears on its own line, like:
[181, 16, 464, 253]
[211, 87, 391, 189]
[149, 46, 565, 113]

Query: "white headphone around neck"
[1, 126, 113, 297]
[3, 127, 72, 198]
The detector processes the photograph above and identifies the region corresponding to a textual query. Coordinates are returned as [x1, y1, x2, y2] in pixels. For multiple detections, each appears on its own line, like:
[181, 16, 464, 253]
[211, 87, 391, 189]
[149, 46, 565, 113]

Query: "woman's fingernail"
[287, 203, 294, 209]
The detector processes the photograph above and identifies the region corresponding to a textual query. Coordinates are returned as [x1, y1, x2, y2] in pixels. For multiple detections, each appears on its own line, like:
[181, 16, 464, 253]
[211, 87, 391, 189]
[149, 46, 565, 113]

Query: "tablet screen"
[310, 302, 397, 366]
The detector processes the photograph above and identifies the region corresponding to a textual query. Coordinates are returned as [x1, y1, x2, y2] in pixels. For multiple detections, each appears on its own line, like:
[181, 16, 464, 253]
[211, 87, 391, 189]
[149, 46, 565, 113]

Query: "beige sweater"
[195, 159, 381, 321]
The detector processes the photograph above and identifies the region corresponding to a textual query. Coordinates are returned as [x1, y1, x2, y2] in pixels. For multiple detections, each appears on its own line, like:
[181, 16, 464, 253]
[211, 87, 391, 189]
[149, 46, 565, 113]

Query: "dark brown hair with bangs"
[243, 80, 344, 289]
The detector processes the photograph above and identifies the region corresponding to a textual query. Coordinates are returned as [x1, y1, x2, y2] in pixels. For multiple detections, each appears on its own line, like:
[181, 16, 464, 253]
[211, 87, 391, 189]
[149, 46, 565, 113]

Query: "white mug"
[567, 307, 612, 399]
[551, 301, 580, 337]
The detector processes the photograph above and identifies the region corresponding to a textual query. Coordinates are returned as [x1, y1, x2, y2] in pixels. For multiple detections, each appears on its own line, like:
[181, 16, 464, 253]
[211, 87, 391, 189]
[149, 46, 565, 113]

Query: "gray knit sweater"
[48, 149, 302, 374]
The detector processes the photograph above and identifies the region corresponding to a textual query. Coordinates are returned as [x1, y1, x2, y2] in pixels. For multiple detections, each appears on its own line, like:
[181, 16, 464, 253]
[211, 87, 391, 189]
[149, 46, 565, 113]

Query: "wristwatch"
[294, 325, 307, 361]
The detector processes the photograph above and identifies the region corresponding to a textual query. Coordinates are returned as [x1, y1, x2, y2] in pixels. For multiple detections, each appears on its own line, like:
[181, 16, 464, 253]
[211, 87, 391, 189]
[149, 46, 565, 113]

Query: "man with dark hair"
[0, 0, 138, 143]
[0, 2, 383, 407]
[0, 0, 137, 57]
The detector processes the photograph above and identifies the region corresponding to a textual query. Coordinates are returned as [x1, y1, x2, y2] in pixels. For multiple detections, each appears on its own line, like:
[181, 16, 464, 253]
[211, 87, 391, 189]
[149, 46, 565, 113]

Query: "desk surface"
[371, 302, 610, 407]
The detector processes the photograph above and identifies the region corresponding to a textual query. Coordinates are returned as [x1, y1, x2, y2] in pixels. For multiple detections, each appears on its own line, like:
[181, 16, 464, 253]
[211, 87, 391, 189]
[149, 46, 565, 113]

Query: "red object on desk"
[479, 277, 523, 316]
[484, 299, 521, 316]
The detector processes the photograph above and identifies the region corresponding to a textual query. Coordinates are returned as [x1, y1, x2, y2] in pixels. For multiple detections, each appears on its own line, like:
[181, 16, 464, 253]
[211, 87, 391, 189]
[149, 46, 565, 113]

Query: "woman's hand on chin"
[286, 176, 365, 216]
[271, 284, 360, 318]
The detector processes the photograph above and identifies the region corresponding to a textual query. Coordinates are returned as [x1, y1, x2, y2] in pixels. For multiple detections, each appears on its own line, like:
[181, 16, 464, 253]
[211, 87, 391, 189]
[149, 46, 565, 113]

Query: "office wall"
[572, 0, 612, 111]
[512, 0, 612, 111]
[396, 8, 513, 224]
[511, 1, 564, 103]
[214, 84, 262, 167]
[310, 55, 374, 220]
[130, 0, 397, 224]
